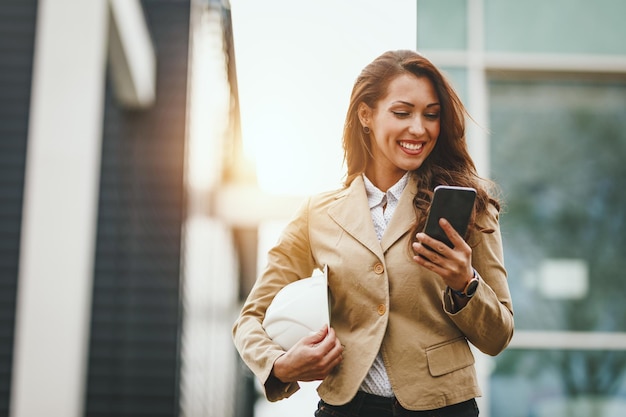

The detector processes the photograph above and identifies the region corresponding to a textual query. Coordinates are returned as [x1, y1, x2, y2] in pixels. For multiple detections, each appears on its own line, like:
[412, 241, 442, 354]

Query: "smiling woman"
[229, 0, 418, 196]
[232, 48, 514, 417]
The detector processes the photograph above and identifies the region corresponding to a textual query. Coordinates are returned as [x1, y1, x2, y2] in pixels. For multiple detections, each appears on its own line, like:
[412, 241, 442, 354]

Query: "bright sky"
[229, 0, 417, 196]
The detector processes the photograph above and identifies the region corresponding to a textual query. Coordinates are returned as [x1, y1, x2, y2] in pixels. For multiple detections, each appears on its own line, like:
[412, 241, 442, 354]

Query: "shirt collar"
[363, 172, 409, 209]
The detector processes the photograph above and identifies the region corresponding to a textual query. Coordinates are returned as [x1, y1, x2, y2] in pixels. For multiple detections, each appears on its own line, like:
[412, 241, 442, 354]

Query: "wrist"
[272, 353, 291, 383]
[450, 269, 479, 298]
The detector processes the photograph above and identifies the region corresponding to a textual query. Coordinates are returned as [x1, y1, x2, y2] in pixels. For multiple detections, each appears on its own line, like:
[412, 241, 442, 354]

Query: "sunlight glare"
[230, 0, 417, 196]
[187, 7, 230, 191]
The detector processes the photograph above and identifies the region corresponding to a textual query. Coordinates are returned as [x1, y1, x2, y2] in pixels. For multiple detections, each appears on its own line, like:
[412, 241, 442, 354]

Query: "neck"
[365, 169, 407, 192]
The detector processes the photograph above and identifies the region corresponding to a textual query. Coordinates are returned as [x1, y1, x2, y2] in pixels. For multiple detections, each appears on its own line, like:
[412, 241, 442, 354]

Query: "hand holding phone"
[423, 185, 477, 248]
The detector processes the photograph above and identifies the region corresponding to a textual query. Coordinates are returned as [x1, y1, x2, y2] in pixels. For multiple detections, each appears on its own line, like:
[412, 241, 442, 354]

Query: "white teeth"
[400, 141, 423, 151]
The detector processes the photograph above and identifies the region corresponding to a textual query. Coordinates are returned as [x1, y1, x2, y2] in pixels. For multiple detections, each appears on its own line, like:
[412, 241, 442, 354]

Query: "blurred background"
[1, 0, 626, 416]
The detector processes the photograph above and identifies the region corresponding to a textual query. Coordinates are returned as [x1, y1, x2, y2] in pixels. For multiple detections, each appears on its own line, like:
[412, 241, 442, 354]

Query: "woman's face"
[359, 73, 440, 190]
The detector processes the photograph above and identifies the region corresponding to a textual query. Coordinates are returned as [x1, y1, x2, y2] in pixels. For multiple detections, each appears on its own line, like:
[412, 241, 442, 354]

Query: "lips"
[399, 141, 423, 152]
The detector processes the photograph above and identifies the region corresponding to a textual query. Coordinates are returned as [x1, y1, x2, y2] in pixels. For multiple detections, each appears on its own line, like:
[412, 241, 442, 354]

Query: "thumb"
[305, 325, 328, 345]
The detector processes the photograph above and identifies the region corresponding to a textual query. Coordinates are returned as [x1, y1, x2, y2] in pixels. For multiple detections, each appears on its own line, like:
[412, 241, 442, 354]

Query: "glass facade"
[484, 0, 626, 54]
[491, 349, 626, 417]
[490, 78, 626, 331]
[417, 0, 626, 415]
[489, 75, 626, 416]
[417, 0, 467, 50]
[442, 67, 468, 103]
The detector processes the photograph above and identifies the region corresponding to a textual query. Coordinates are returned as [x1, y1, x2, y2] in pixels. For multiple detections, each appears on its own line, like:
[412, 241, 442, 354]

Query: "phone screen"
[423, 185, 477, 248]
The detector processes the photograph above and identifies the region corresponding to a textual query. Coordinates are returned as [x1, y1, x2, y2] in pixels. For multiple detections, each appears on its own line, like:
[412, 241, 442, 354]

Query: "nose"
[408, 116, 425, 135]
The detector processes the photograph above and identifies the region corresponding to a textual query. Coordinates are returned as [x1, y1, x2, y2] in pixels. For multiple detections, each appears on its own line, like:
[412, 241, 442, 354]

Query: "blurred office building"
[1, 1, 626, 417]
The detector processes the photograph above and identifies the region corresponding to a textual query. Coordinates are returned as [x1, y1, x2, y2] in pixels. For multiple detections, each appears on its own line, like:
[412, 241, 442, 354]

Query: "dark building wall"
[0, 1, 38, 416]
[85, 1, 190, 416]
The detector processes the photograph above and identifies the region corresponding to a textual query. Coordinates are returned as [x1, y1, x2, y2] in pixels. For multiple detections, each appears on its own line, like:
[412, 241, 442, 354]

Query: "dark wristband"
[450, 269, 478, 298]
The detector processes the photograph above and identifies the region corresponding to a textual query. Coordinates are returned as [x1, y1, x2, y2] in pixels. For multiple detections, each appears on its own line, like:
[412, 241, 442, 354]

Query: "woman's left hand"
[412, 217, 474, 292]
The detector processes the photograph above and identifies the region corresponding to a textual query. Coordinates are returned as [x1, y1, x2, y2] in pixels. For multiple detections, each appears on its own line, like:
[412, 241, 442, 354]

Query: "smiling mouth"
[399, 141, 423, 151]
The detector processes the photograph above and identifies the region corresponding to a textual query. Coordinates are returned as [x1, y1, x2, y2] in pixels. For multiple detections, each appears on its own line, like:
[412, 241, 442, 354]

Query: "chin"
[402, 161, 426, 172]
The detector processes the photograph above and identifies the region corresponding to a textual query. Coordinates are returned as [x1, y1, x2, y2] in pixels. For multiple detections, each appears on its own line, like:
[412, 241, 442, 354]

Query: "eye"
[391, 111, 411, 118]
[425, 112, 440, 121]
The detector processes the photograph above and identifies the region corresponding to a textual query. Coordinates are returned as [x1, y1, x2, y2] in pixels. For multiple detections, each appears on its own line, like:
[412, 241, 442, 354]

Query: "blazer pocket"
[426, 337, 475, 377]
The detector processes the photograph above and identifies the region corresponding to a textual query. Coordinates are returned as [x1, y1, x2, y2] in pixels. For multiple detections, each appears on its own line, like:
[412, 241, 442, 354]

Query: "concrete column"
[10, 0, 108, 416]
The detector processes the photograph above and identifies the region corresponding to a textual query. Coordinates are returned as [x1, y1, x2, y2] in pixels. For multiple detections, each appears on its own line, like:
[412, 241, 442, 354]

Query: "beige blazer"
[232, 175, 514, 410]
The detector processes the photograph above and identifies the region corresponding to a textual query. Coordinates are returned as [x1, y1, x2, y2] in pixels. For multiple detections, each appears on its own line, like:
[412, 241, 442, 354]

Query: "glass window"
[417, 0, 467, 50]
[488, 75, 626, 415]
[491, 348, 626, 417]
[485, 0, 626, 54]
[490, 76, 626, 331]
[442, 67, 468, 103]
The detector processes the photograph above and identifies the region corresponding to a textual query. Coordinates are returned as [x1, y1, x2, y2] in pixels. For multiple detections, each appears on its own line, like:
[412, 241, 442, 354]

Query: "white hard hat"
[262, 265, 330, 350]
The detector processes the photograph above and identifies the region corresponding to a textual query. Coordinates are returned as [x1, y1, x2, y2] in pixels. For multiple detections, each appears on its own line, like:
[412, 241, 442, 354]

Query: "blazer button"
[373, 263, 384, 274]
[377, 304, 386, 316]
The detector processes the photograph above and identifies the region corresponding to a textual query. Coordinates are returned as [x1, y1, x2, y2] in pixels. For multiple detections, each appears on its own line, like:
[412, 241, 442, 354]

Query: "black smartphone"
[423, 185, 477, 248]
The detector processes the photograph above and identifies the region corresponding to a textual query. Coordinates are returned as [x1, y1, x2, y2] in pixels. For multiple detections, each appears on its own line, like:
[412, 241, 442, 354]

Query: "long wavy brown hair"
[341, 50, 501, 240]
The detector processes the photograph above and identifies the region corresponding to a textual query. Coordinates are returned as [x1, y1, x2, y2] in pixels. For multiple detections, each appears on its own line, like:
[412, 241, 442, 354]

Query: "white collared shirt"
[363, 173, 408, 241]
[359, 172, 409, 397]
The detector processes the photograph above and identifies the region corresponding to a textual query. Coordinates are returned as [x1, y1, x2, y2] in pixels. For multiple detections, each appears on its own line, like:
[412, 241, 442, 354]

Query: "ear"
[357, 102, 372, 127]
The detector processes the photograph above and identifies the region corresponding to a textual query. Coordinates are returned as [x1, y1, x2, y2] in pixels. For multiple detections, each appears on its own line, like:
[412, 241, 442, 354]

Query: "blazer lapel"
[380, 174, 418, 253]
[327, 176, 385, 261]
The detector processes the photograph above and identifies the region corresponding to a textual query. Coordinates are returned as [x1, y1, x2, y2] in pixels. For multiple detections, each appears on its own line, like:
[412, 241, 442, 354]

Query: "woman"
[232, 50, 514, 416]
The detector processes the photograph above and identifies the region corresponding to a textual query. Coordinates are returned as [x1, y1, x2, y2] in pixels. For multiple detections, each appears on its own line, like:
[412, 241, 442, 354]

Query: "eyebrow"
[392, 100, 441, 108]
